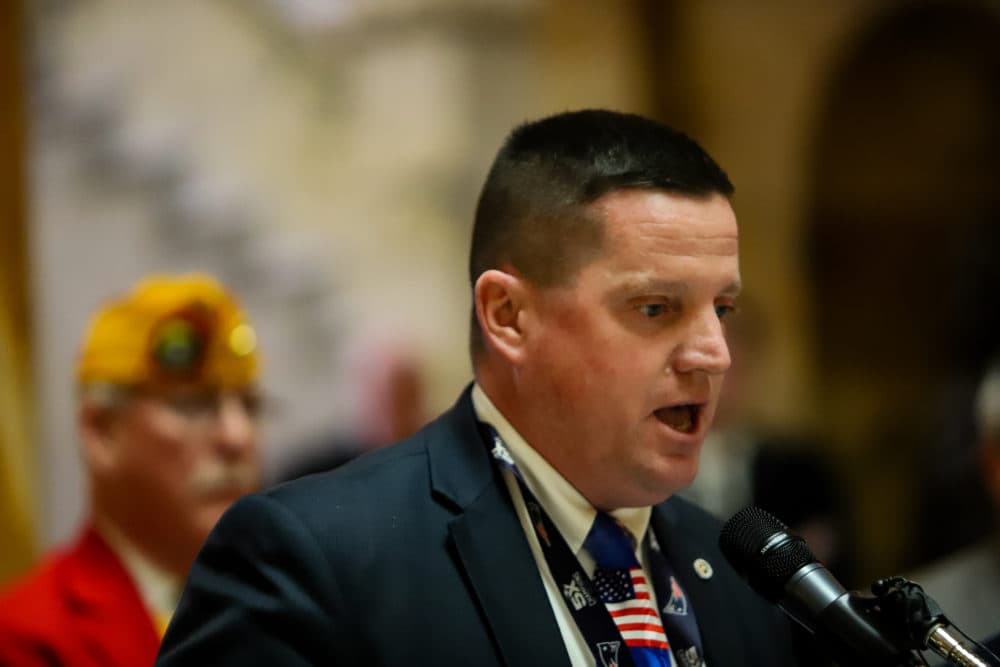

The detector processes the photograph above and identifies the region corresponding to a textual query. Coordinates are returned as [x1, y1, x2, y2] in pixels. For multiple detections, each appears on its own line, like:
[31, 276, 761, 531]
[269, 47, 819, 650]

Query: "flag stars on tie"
[595, 569, 635, 603]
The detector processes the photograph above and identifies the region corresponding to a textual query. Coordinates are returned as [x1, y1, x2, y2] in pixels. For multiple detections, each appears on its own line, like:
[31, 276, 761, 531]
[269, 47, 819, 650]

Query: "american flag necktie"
[584, 512, 674, 667]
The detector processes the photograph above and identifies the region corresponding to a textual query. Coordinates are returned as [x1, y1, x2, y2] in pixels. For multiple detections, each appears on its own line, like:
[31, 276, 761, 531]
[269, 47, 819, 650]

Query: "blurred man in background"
[0, 274, 263, 667]
[912, 356, 1000, 647]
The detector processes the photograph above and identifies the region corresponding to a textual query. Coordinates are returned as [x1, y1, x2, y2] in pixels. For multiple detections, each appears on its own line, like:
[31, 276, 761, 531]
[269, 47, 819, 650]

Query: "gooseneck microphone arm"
[927, 626, 995, 667]
[719, 506, 1000, 667]
[871, 576, 999, 667]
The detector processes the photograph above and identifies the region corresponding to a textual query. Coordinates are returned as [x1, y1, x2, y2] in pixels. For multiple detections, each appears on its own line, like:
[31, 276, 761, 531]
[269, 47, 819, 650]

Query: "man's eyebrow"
[720, 280, 742, 297]
[614, 278, 690, 295]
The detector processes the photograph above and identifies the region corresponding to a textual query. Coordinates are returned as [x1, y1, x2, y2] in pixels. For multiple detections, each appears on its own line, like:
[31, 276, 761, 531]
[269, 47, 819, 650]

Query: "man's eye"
[715, 304, 736, 319]
[167, 395, 217, 417]
[639, 304, 667, 318]
[238, 393, 264, 418]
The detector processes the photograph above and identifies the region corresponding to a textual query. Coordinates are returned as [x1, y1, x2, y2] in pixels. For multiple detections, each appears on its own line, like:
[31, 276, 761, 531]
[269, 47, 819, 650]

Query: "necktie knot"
[584, 512, 639, 570]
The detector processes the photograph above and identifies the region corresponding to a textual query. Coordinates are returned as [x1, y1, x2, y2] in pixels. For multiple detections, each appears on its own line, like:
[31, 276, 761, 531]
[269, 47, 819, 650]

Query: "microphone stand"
[869, 577, 1000, 667]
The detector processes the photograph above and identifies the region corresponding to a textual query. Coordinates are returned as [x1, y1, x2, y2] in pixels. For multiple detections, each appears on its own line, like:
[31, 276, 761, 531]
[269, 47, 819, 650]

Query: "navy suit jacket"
[156, 386, 799, 666]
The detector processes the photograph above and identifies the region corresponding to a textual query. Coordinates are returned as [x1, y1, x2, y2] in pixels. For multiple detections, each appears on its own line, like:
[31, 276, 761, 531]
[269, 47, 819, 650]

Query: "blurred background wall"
[3, 0, 998, 586]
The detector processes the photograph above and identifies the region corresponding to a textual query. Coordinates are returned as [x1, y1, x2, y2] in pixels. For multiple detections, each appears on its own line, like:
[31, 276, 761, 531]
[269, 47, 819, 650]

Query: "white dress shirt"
[472, 384, 665, 667]
[97, 522, 182, 634]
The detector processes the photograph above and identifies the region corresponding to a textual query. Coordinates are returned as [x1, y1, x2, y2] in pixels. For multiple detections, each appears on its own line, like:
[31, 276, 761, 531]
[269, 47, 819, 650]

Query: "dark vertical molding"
[635, 0, 697, 131]
[1, 1, 28, 309]
[0, 0, 36, 582]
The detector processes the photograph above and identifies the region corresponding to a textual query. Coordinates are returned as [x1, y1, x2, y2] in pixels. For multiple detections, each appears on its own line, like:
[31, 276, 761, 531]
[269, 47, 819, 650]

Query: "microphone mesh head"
[719, 506, 817, 601]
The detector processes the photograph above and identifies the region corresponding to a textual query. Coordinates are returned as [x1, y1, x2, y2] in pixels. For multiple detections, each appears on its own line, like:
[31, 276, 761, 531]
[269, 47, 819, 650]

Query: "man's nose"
[213, 394, 257, 459]
[671, 308, 731, 376]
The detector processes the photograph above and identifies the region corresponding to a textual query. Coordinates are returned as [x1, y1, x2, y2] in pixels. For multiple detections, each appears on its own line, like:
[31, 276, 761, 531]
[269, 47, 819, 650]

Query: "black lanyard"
[644, 526, 706, 667]
[485, 425, 639, 667]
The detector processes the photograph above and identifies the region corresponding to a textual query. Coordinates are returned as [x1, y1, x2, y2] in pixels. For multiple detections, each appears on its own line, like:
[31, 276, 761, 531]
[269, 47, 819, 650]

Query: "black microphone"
[719, 506, 909, 665]
[719, 506, 1000, 667]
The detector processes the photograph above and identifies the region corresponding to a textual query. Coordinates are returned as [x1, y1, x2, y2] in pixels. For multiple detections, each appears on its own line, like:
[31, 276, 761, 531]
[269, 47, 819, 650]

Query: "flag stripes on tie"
[585, 511, 675, 667]
[594, 566, 671, 654]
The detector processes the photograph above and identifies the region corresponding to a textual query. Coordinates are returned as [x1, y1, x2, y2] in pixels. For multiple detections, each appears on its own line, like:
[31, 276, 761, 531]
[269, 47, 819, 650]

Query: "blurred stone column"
[284, 0, 548, 412]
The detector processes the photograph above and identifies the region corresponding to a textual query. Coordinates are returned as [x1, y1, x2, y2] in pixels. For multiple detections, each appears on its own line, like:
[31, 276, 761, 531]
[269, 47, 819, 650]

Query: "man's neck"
[91, 512, 183, 618]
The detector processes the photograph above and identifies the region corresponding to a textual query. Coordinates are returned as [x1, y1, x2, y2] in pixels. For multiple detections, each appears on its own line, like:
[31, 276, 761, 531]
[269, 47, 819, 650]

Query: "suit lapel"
[650, 504, 744, 667]
[429, 387, 570, 667]
[450, 483, 570, 667]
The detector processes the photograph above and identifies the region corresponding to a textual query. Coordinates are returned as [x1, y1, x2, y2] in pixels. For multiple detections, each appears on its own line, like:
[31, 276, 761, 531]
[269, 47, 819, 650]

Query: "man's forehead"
[626, 228, 739, 257]
[592, 187, 735, 219]
[140, 383, 256, 398]
[594, 189, 736, 240]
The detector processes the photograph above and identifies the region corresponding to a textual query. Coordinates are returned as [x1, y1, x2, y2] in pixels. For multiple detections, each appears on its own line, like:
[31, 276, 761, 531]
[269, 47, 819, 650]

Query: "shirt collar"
[471, 383, 651, 557]
[95, 521, 182, 620]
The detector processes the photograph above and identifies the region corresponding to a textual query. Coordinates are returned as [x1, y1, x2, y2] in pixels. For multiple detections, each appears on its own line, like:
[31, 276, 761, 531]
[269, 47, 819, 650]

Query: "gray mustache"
[190, 464, 258, 497]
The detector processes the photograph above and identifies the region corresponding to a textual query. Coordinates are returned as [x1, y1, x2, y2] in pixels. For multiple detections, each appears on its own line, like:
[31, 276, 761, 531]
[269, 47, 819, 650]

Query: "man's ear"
[78, 400, 123, 473]
[474, 269, 529, 365]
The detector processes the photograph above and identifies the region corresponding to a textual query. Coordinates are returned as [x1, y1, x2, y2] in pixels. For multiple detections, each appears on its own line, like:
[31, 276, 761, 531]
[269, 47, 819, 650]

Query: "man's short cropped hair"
[468, 109, 734, 359]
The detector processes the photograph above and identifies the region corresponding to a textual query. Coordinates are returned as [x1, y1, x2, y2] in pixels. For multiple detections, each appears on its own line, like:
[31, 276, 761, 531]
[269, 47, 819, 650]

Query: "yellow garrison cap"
[77, 273, 259, 388]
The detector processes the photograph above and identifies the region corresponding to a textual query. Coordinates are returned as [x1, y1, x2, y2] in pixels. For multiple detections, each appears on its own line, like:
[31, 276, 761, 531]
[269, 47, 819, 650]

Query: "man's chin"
[196, 502, 236, 533]
[643, 461, 700, 503]
[604, 474, 692, 509]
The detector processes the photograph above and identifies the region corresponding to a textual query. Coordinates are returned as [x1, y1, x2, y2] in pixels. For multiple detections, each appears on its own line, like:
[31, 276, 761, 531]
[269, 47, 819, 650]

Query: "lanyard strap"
[644, 529, 706, 667]
[485, 425, 638, 667]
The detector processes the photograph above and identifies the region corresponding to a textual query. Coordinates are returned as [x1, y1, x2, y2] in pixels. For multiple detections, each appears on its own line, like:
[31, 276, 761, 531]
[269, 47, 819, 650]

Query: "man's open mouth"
[654, 404, 700, 434]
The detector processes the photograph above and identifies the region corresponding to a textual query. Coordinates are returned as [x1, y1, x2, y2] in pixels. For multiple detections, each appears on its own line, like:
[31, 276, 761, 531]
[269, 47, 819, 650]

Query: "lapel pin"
[693, 558, 713, 580]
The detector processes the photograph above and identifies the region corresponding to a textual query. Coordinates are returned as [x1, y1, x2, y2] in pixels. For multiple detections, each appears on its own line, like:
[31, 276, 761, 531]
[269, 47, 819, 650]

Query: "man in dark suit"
[156, 110, 800, 666]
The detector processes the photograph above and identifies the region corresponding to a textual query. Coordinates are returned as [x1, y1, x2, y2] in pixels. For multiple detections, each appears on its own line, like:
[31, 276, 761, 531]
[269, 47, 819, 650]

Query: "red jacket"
[0, 526, 160, 667]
